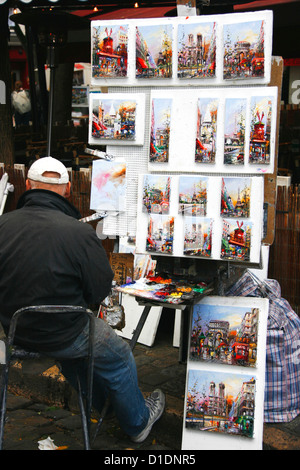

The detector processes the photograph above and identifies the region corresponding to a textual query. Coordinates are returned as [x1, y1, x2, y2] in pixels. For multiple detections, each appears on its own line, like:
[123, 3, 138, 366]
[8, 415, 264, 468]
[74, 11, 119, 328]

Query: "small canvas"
[183, 217, 213, 258]
[149, 98, 172, 163]
[182, 296, 269, 450]
[89, 92, 145, 146]
[177, 22, 216, 79]
[190, 302, 259, 367]
[221, 177, 251, 218]
[90, 159, 127, 212]
[142, 174, 171, 214]
[223, 20, 266, 81]
[249, 95, 274, 165]
[195, 98, 219, 164]
[146, 214, 174, 255]
[221, 218, 252, 261]
[91, 24, 129, 79]
[72, 86, 89, 107]
[136, 24, 173, 79]
[178, 175, 208, 216]
[224, 98, 247, 166]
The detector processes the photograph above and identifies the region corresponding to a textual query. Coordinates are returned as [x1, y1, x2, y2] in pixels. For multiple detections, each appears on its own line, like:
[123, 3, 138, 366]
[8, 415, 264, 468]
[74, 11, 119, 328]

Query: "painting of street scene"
[221, 219, 252, 261]
[190, 302, 259, 367]
[178, 175, 207, 216]
[150, 98, 172, 162]
[72, 87, 89, 107]
[177, 22, 216, 79]
[92, 24, 128, 78]
[91, 96, 136, 141]
[195, 98, 218, 163]
[224, 98, 246, 165]
[136, 24, 172, 79]
[186, 369, 256, 438]
[221, 177, 251, 218]
[183, 217, 213, 258]
[223, 20, 265, 80]
[146, 214, 174, 254]
[249, 96, 273, 164]
[142, 174, 171, 214]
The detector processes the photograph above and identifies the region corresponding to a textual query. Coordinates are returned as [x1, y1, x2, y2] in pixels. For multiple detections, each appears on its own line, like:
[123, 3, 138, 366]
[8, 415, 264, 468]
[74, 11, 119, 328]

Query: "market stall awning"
[72, 7, 176, 20]
[234, 0, 300, 9]
[136, 57, 148, 69]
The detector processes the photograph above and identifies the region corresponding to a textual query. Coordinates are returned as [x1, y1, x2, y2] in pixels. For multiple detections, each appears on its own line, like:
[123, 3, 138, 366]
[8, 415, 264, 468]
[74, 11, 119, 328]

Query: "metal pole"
[46, 46, 56, 157]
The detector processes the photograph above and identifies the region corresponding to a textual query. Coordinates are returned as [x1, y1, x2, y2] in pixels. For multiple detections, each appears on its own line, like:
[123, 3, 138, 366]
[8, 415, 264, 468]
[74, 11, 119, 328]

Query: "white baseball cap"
[27, 157, 69, 184]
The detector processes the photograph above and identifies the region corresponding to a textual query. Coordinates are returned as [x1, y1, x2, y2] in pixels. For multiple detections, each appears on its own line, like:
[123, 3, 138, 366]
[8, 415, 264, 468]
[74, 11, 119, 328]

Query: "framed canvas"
[90, 159, 127, 212]
[182, 296, 269, 450]
[88, 92, 146, 146]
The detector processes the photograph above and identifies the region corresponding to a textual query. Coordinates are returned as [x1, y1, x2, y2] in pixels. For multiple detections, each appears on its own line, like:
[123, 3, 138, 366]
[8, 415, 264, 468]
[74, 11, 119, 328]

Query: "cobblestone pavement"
[1, 321, 300, 452]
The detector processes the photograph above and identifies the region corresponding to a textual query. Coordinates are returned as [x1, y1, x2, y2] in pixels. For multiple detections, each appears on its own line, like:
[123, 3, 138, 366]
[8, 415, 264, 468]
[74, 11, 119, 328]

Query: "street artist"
[0, 156, 165, 443]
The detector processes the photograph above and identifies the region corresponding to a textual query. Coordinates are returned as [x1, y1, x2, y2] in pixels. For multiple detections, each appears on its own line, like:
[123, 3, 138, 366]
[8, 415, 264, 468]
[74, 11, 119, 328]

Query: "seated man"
[0, 156, 164, 443]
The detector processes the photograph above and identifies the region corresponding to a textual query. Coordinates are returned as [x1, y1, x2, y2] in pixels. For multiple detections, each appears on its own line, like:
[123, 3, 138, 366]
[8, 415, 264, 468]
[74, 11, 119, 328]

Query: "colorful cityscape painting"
[178, 175, 208, 216]
[177, 22, 216, 79]
[183, 217, 213, 258]
[221, 219, 252, 261]
[136, 24, 173, 79]
[91, 96, 137, 141]
[146, 214, 174, 254]
[142, 174, 171, 214]
[224, 98, 246, 165]
[221, 177, 251, 218]
[92, 24, 128, 78]
[90, 160, 127, 212]
[249, 96, 273, 164]
[190, 302, 259, 367]
[186, 369, 256, 438]
[150, 98, 172, 162]
[223, 20, 265, 80]
[195, 98, 218, 163]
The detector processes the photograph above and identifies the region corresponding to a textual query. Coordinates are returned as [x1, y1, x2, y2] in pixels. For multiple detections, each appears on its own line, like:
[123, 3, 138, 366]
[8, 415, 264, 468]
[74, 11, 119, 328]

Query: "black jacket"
[0, 189, 114, 352]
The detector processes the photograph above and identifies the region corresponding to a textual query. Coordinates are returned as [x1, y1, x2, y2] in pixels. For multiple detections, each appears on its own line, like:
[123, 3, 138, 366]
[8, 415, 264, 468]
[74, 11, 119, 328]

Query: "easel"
[130, 299, 195, 363]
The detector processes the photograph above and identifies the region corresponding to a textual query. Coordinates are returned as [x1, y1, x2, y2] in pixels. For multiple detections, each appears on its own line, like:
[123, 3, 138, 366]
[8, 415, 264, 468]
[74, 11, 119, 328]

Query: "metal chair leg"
[0, 306, 95, 451]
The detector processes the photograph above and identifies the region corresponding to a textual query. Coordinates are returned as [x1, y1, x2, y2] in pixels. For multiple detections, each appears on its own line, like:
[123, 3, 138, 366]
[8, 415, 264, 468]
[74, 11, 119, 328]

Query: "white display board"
[91, 10, 273, 87]
[135, 174, 264, 264]
[182, 296, 269, 450]
[148, 87, 278, 175]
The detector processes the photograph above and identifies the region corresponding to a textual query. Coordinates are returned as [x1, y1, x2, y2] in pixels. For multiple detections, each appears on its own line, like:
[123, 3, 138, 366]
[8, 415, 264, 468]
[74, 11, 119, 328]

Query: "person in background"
[0, 156, 165, 443]
[11, 80, 31, 127]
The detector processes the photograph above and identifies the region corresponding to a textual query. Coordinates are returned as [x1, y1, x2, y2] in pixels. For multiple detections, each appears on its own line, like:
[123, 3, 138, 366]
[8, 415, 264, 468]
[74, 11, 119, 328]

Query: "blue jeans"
[49, 317, 150, 437]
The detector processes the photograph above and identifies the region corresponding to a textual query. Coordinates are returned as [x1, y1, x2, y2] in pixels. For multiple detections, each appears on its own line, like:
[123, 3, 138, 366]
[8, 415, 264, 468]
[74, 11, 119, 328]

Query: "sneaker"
[131, 389, 165, 443]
